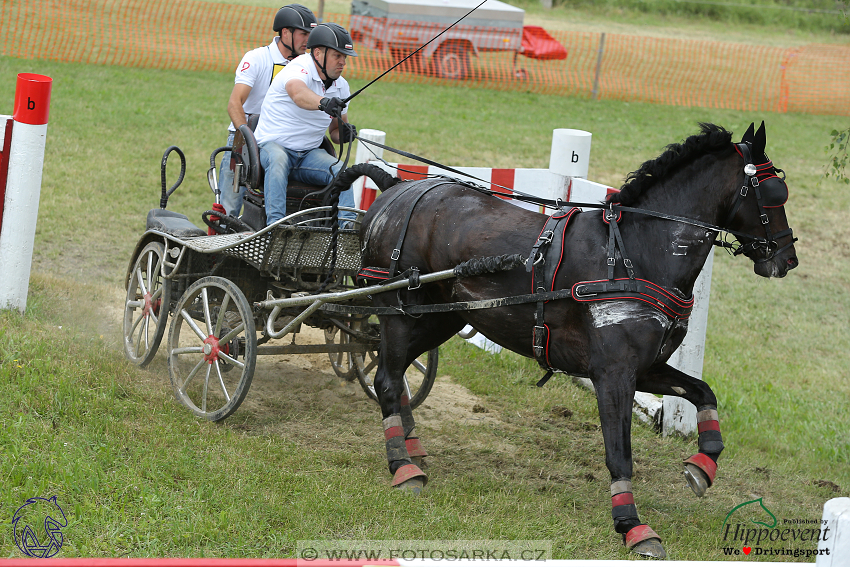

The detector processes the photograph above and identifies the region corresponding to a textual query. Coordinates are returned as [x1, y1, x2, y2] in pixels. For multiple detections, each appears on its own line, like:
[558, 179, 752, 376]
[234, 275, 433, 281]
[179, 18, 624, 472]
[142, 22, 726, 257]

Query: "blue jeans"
[218, 131, 245, 217]
[259, 141, 356, 226]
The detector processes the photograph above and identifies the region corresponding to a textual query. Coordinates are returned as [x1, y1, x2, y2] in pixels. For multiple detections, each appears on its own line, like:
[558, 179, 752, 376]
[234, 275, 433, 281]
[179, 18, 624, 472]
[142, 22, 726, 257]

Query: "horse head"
[724, 121, 798, 278]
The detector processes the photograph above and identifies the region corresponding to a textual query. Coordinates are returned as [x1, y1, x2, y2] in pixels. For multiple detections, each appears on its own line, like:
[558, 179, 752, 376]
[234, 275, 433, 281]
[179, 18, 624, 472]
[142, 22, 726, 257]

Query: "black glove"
[319, 96, 345, 117]
[339, 122, 357, 143]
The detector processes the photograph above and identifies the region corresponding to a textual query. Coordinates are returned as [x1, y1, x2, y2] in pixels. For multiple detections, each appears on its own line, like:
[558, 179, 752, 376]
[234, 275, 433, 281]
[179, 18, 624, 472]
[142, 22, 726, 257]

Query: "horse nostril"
[787, 257, 799, 269]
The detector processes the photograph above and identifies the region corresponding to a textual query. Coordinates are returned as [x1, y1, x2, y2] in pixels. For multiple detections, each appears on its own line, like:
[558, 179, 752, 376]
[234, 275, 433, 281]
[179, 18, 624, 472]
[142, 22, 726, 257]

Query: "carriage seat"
[147, 208, 206, 238]
[237, 114, 337, 230]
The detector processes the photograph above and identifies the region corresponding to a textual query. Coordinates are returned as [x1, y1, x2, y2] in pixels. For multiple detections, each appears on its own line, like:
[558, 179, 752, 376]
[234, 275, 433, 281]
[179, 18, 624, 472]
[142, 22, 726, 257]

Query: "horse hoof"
[625, 525, 665, 559]
[391, 462, 427, 494]
[631, 538, 667, 559]
[684, 463, 710, 498]
[395, 477, 425, 495]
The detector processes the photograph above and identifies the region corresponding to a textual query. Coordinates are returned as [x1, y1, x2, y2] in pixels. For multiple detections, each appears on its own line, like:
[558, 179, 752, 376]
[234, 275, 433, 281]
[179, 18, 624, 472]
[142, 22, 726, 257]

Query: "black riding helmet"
[306, 23, 358, 56]
[273, 4, 317, 57]
[273, 4, 317, 33]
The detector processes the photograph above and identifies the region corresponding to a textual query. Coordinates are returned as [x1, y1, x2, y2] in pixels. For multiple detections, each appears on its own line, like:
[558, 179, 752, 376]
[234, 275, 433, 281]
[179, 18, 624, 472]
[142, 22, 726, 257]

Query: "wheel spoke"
[202, 363, 211, 412]
[135, 317, 145, 355]
[218, 323, 245, 345]
[143, 315, 151, 352]
[145, 251, 155, 291]
[135, 268, 148, 296]
[218, 351, 244, 369]
[171, 346, 203, 355]
[215, 362, 231, 402]
[214, 294, 231, 337]
[181, 309, 208, 341]
[201, 288, 213, 336]
[126, 299, 144, 310]
[179, 356, 206, 392]
[411, 359, 427, 374]
[128, 311, 145, 336]
[360, 355, 378, 375]
[402, 376, 413, 400]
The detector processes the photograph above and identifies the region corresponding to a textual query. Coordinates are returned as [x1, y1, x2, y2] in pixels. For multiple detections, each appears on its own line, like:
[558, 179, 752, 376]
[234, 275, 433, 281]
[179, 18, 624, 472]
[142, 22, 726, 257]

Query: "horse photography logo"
[720, 497, 832, 559]
[11, 495, 68, 558]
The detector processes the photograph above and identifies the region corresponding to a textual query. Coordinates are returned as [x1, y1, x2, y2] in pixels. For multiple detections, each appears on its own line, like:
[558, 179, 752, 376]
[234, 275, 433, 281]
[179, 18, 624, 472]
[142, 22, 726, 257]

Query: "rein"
[356, 137, 795, 254]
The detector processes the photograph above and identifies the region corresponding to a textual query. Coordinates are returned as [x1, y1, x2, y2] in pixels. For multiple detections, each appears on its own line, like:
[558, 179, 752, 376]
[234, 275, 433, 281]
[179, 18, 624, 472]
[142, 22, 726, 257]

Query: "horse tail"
[336, 163, 400, 194]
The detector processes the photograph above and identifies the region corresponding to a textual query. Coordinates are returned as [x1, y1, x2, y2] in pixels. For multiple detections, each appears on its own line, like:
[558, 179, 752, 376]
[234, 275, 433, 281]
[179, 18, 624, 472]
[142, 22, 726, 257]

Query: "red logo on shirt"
[240, 62, 250, 72]
[301, 69, 308, 74]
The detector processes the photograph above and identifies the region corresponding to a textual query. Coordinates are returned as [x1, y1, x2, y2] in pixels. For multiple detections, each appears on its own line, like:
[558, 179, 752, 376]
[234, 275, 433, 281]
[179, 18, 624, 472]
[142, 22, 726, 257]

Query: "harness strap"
[529, 208, 581, 371]
[604, 207, 636, 285]
[388, 181, 452, 277]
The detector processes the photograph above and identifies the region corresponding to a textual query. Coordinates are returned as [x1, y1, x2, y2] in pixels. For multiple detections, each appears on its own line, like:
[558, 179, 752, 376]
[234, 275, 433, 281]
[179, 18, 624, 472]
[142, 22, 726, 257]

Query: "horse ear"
[753, 121, 766, 156]
[740, 122, 755, 144]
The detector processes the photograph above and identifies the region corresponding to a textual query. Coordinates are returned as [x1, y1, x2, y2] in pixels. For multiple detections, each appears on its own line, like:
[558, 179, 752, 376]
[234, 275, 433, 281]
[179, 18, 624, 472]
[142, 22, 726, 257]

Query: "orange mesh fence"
[2, 0, 848, 116]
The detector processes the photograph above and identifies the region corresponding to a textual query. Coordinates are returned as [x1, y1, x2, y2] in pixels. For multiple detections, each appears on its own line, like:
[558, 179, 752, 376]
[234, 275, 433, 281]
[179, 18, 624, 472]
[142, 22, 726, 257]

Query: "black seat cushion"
[146, 209, 206, 238]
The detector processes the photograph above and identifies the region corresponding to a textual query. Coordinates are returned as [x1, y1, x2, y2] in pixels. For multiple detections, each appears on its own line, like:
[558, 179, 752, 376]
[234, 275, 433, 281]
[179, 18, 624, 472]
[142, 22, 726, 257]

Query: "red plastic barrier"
[521, 26, 567, 60]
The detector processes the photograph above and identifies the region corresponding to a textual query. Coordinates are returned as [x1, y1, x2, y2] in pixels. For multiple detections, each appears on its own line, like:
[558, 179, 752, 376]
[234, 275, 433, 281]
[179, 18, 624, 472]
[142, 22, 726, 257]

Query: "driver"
[218, 4, 318, 217]
[254, 22, 359, 227]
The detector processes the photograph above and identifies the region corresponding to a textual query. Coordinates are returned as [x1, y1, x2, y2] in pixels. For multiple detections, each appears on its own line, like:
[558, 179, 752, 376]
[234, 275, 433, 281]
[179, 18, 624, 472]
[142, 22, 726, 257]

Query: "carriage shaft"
[255, 267, 458, 311]
[257, 343, 374, 356]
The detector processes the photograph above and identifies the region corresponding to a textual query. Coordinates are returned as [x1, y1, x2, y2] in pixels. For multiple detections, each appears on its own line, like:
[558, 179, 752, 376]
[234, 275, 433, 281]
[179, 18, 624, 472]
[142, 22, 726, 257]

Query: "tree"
[825, 127, 850, 184]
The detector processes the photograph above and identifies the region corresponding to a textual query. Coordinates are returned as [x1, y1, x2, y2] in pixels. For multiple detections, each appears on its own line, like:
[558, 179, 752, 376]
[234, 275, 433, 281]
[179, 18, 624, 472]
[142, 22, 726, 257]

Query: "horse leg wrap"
[400, 395, 427, 458]
[696, 407, 724, 458]
[384, 415, 427, 486]
[610, 480, 640, 534]
[683, 407, 722, 494]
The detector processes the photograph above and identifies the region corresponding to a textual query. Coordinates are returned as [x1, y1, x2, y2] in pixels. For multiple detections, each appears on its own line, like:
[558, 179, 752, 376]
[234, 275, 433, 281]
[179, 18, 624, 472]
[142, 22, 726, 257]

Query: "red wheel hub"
[142, 292, 154, 317]
[203, 336, 231, 364]
[203, 335, 221, 363]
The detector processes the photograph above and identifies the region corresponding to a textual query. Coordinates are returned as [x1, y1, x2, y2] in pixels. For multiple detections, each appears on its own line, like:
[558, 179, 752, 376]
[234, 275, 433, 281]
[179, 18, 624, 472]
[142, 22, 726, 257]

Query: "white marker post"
[549, 128, 592, 211]
[818, 497, 850, 566]
[0, 73, 52, 313]
[353, 128, 386, 209]
[662, 250, 714, 436]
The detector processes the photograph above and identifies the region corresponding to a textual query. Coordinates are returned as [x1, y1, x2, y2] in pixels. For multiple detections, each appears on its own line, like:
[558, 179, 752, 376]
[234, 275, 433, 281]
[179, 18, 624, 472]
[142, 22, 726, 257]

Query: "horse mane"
[608, 123, 734, 205]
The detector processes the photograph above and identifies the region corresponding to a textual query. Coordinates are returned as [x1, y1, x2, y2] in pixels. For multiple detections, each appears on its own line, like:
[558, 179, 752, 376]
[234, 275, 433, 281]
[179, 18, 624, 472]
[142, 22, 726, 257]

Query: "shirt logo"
[240, 62, 250, 72]
[272, 63, 286, 80]
[345, 44, 353, 49]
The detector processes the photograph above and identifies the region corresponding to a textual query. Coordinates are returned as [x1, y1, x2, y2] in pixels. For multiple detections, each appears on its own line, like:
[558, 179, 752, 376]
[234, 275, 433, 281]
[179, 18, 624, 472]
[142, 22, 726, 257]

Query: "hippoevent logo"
[720, 497, 831, 559]
[11, 496, 67, 558]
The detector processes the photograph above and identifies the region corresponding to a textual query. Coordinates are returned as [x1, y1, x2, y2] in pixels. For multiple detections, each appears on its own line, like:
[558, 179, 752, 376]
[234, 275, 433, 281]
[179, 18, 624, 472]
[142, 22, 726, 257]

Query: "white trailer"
[350, 0, 565, 80]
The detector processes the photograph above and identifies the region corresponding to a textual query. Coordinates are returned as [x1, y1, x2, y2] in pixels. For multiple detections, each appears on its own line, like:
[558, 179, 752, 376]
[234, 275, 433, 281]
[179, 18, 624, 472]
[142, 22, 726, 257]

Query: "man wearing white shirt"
[254, 23, 359, 226]
[218, 4, 317, 217]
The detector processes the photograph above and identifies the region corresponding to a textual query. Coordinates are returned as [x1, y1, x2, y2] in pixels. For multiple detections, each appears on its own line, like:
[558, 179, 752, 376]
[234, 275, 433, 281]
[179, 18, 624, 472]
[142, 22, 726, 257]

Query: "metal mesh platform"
[176, 225, 361, 275]
[262, 226, 361, 275]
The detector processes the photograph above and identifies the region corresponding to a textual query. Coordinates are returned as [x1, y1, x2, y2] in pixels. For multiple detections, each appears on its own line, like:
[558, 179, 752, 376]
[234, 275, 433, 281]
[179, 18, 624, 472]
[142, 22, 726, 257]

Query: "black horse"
[350, 122, 798, 558]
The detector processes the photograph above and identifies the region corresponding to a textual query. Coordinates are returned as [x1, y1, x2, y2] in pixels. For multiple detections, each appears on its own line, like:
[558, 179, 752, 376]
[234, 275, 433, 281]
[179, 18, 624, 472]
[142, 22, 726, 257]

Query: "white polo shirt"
[227, 37, 290, 132]
[254, 53, 351, 152]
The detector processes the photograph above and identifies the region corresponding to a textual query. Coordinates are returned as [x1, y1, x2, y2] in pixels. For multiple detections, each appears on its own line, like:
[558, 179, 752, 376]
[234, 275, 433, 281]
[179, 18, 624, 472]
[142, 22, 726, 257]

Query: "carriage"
[123, 118, 799, 558]
[121, 133, 439, 422]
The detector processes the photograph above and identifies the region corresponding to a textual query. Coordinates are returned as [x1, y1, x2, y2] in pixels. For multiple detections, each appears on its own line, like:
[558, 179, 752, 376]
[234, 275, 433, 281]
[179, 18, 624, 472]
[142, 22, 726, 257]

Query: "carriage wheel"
[123, 241, 170, 367]
[433, 43, 470, 80]
[353, 320, 438, 409]
[167, 276, 257, 422]
[324, 324, 357, 381]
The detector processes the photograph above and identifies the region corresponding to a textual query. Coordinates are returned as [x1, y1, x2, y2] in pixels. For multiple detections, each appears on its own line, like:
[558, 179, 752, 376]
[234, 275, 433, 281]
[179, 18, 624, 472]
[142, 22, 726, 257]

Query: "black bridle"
[722, 142, 797, 263]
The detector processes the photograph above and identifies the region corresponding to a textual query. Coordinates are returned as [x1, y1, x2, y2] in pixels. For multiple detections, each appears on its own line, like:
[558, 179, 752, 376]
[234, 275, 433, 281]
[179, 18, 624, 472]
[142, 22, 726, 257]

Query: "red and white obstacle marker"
[352, 128, 713, 438]
[0, 73, 52, 313]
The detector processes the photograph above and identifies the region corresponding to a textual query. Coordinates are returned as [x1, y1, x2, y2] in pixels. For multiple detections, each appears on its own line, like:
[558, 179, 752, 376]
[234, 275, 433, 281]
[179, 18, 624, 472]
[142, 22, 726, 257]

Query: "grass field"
[0, 1, 849, 560]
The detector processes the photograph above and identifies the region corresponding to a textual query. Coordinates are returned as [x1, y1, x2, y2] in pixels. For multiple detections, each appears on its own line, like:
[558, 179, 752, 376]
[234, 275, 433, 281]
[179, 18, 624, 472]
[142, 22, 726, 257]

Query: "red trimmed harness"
[529, 206, 695, 383]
